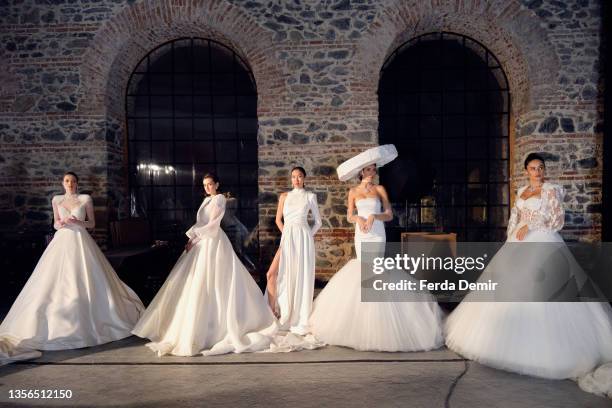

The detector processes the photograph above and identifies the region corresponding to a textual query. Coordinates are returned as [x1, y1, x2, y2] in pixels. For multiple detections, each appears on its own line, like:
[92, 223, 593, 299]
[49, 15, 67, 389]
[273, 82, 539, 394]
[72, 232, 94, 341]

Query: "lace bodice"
[282, 188, 322, 236]
[51, 194, 95, 230]
[506, 183, 565, 238]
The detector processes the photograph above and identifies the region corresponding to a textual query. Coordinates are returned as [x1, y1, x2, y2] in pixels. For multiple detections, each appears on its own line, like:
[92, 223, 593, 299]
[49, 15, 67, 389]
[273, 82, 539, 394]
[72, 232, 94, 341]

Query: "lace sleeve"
[506, 203, 518, 239]
[506, 186, 525, 239]
[185, 195, 226, 241]
[308, 192, 322, 237]
[539, 185, 565, 233]
[52, 195, 63, 230]
[81, 195, 96, 229]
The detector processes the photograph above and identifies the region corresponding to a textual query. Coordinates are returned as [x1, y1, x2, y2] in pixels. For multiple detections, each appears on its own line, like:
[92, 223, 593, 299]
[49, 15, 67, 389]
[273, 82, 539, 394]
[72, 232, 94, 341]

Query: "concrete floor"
[0, 336, 609, 407]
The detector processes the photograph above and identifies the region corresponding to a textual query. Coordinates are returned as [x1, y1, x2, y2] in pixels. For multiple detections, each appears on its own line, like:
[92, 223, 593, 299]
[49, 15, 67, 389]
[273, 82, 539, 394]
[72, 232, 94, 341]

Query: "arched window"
[126, 38, 258, 260]
[379, 32, 510, 242]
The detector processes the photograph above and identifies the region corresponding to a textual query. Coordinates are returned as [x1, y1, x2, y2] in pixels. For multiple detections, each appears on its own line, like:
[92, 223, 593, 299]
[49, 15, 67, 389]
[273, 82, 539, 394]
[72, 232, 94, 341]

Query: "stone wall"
[0, 0, 605, 278]
[512, 0, 604, 241]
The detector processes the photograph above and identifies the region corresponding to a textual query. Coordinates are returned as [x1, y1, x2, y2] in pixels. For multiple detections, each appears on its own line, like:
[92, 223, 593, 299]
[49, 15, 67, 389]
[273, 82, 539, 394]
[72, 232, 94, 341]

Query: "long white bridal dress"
[0, 194, 144, 364]
[132, 194, 278, 356]
[309, 197, 444, 352]
[274, 188, 322, 335]
[445, 183, 612, 379]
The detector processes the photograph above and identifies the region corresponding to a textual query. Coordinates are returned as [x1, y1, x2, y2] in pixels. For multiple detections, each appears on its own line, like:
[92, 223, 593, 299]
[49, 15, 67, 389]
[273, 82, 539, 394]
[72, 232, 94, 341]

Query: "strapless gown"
[309, 197, 444, 352]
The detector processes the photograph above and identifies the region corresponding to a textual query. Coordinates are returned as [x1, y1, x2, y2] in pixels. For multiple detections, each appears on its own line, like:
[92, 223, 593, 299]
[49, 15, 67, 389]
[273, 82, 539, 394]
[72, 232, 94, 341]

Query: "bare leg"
[266, 248, 281, 318]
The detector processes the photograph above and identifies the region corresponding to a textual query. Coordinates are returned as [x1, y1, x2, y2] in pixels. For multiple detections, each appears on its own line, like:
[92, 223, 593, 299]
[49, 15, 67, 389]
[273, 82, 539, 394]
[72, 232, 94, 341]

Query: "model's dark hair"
[203, 172, 219, 183]
[524, 153, 546, 169]
[63, 171, 79, 182]
[291, 166, 306, 177]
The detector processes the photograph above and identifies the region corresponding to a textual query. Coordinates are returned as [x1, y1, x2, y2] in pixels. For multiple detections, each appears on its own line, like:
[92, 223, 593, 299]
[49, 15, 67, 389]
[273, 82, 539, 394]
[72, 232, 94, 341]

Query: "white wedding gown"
[309, 197, 444, 352]
[445, 183, 612, 380]
[274, 188, 322, 334]
[132, 194, 278, 356]
[0, 194, 144, 364]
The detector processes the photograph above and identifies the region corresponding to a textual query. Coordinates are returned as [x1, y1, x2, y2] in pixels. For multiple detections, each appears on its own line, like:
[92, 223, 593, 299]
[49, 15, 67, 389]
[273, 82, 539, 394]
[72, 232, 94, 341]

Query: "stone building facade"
[0, 0, 605, 279]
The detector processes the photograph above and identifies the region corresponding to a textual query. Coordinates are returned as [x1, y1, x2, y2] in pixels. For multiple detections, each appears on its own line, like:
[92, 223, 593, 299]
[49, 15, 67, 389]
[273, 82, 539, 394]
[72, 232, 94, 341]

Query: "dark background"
[603, 0, 611, 241]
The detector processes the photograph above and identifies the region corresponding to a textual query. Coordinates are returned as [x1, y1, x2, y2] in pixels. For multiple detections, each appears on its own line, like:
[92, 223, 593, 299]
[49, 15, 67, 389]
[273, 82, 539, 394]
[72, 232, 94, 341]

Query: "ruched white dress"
[274, 188, 322, 335]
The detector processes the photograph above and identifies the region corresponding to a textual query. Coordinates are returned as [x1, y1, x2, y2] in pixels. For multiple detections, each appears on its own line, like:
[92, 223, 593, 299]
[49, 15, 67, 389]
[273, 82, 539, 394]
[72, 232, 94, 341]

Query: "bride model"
[445, 153, 612, 379]
[0, 172, 144, 364]
[132, 173, 278, 356]
[265, 167, 322, 335]
[309, 145, 444, 352]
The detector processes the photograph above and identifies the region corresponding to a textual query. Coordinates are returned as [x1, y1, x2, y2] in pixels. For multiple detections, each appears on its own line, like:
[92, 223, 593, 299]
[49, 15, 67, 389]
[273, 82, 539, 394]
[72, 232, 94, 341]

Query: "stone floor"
[0, 336, 609, 408]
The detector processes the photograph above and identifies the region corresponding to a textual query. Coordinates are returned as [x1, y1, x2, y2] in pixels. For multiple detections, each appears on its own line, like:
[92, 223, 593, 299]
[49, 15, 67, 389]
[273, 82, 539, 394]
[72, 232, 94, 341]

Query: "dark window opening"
[378, 32, 511, 242]
[125, 38, 259, 269]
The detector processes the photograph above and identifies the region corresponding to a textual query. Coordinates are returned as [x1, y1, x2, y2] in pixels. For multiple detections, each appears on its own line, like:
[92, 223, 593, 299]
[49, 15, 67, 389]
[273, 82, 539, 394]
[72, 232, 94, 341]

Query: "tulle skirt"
[446, 301, 612, 379]
[132, 231, 278, 356]
[445, 228, 612, 379]
[310, 259, 444, 352]
[0, 226, 144, 364]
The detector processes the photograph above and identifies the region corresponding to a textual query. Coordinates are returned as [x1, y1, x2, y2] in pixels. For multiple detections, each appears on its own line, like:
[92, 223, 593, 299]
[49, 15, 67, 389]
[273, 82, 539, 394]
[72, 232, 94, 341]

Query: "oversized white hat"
[336, 144, 398, 181]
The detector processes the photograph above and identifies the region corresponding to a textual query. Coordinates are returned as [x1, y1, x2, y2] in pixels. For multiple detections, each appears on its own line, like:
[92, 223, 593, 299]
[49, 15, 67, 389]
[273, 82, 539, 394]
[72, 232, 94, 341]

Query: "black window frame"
[125, 37, 259, 249]
[378, 32, 511, 242]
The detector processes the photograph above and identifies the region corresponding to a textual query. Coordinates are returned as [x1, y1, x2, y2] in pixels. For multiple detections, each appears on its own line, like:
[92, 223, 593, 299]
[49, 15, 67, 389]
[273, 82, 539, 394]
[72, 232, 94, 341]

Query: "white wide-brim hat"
[336, 144, 398, 181]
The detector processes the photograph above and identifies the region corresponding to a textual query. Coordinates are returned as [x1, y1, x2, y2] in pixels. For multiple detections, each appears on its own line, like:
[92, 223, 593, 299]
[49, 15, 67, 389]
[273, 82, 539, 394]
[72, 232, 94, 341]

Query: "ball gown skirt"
[309, 197, 445, 352]
[310, 259, 445, 352]
[445, 227, 612, 379]
[0, 223, 145, 364]
[132, 230, 278, 357]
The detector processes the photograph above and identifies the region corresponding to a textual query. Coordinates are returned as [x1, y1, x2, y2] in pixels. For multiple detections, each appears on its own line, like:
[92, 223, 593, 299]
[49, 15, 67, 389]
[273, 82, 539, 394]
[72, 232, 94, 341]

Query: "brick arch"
[79, 0, 279, 121]
[76, 0, 280, 233]
[355, 0, 559, 116]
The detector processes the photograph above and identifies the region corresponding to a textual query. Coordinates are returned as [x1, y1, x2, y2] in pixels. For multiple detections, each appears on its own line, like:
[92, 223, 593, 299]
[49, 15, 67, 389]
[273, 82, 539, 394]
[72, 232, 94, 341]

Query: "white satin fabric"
[275, 188, 322, 335]
[310, 197, 444, 352]
[0, 195, 144, 365]
[132, 194, 278, 356]
[446, 185, 612, 380]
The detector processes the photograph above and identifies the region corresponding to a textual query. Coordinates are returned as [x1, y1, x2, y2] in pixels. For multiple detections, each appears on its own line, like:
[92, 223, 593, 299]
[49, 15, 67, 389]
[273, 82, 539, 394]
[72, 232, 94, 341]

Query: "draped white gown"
[309, 197, 444, 352]
[274, 188, 322, 335]
[445, 183, 612, 380]
[132, 194, 278, 356]
[0, 194, 144, 364]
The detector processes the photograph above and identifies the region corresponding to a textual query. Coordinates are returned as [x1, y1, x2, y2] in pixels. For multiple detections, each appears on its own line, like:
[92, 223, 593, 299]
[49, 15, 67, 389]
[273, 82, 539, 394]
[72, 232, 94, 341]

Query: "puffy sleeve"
[81, 195, 96, 229]
[308, 192, 322, 237]
[52, 195, 63, 230]
[538, 184, 565, 233]
[186, 195, 226, 241]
